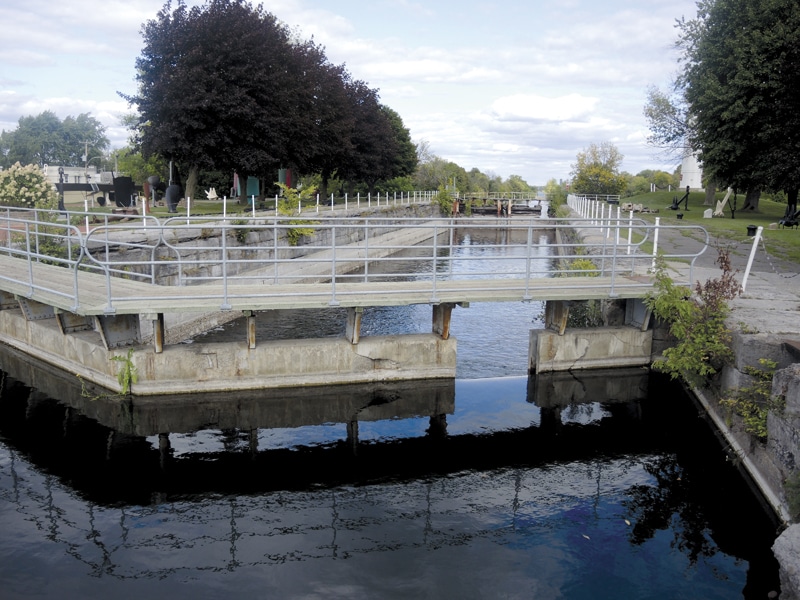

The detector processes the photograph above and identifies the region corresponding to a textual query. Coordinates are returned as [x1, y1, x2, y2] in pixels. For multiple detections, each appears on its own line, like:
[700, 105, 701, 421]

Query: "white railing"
[0, 206, 711, 314]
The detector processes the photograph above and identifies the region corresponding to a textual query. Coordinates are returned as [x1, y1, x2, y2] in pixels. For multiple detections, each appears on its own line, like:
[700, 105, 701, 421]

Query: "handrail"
[0, 207, 710, 314]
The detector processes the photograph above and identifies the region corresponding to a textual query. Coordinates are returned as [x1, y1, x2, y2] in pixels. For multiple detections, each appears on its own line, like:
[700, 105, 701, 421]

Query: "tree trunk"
[185, 166, 198, 203]
[318, 173, 329, 201]
[703, 178, 716, 206]
[742, 188, 761, 211]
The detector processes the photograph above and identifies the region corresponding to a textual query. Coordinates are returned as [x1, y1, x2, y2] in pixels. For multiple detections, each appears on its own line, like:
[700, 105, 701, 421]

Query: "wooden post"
[346, 307, 363, 344]
[244, 310, 256, 349]
[152, 313, 165, 353]
[432, 303, 454, 340]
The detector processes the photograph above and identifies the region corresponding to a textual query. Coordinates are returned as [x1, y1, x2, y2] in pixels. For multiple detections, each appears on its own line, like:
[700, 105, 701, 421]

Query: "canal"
[0, 225, 783, 599]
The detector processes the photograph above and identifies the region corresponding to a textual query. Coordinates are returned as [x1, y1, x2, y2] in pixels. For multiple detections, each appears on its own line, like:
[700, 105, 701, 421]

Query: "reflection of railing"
[0, 206, 710, 316]
[0, 364, 671, 581]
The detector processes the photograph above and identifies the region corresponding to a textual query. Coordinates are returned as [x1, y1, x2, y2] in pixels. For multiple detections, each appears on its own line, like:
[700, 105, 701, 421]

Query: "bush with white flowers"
[0, 162, 59, 209]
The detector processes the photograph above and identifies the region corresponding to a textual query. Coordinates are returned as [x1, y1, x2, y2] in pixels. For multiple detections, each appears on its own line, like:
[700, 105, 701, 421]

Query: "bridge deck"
[0, 253, 653, 315]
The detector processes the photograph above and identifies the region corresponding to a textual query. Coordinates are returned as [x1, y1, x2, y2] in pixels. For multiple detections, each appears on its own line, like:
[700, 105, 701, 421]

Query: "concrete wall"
[0, 305, 457, 396]
[529, 326, 653, 373]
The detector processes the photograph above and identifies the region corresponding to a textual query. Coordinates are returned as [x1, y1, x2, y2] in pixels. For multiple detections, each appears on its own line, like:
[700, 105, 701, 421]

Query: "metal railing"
[0, 206, 711, 313]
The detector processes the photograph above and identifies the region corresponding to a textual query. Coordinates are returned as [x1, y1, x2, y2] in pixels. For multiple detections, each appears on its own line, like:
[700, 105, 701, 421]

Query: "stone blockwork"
[775, 525, 800, 600]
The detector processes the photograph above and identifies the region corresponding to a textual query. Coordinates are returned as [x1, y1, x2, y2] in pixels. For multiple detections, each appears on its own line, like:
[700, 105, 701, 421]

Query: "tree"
[338, 81, 398, 194]
[124, 0, 303, 190]
[676, 0, 800, 209]
[643, 85, 690, 163]
[0, 111, 108, 170]
[290, 43, 355, 199]
[381, 106, 418, 181]
[570, 142, 627, 195]
[643, 87, 719, 206]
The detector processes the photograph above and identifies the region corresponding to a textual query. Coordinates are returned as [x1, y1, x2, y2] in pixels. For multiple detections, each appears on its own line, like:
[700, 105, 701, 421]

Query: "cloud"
[489, 94, 599, 124]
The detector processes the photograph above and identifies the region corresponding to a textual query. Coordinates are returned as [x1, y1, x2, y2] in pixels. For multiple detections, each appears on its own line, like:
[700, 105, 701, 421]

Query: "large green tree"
[676, 0, 800, 207]
[0, 111, 108, 170]
[125, 0, 304, 188]
[570, 142, 627, 196]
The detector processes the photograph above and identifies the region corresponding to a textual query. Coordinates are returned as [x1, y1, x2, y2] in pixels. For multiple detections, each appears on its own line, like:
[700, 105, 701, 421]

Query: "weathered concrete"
[0, 341, 456, 437]
[527, 367, 650, 408]
[775, 525, 800, 600]
[529, 326, 652, 373]
[0, 307, 456, 394]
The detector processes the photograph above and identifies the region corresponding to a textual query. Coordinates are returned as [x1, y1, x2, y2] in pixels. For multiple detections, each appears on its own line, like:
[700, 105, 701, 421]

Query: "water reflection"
[0, 344, 781, 598]
[0, 223, 782, 599]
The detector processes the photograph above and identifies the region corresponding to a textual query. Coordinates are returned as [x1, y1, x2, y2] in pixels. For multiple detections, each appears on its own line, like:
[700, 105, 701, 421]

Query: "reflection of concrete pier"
[0, 343, 454, 439]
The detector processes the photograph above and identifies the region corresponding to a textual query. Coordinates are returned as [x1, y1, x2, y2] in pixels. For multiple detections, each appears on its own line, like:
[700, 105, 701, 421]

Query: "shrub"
[0, 162, 59, 209]
[645, 249, 742, 385]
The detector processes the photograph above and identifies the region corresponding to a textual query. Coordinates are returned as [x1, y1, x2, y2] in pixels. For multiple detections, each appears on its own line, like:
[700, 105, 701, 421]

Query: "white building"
[679, 152, 703, 190]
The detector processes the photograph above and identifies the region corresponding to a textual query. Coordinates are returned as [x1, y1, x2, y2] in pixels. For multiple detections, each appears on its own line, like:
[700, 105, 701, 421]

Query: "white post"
[615, 206, 621, 245]
[627, 210, 633, 255]
[357, 192, 361, 208]
[345, 193, 348, 212]
[651, 217, 661, 270]
[187, 196, 191, 224]
[330, 193, 334, 212]
[251, 195, 255, 218]
[275, 194, 279, 216]
[741, 226, 763, 292]
[84, 196, 89, 232]
[368, 193, 371, 208]
[316, 193, 320, 213]
[223, 195, 227, 220]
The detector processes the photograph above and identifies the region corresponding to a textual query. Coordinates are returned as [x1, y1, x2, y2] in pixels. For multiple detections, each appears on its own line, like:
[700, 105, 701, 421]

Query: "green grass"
[621, 191, 800, 265]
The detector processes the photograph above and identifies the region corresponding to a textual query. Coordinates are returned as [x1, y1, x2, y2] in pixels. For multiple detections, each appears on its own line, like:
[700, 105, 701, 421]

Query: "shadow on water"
[0, 342, 782, 599]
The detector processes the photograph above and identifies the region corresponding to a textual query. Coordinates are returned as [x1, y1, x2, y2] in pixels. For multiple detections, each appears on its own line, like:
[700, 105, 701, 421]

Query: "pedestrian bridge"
[0, 207, 709, 394]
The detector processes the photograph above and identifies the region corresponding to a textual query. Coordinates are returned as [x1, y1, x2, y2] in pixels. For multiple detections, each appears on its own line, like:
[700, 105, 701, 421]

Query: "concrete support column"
[158, 432, 171, 470]
[244, 310, 256, 349]
[346, 307, 363, 344]
[428, 413, 448, 438]
[153, 313, 165, 353]
[544, 300, 570, 335]
[346, 419, 359, 454]
[432, 303, 454, 340]
[248, 429, 258, 456]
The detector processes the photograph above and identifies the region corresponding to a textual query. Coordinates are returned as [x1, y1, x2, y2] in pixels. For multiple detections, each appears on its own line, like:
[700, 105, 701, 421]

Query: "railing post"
[524, 221, 533, 300]
[741, 226, 763, 292]
[220, 216, 231, 310]
[627, 210, 633, 255]
[430, 223, 439, 303]
[329, 221, 339, 306]
[651, 217, 661, 271]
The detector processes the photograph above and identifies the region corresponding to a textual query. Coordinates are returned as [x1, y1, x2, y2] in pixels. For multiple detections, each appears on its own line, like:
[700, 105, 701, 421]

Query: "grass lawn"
[620, 191, 800, 265]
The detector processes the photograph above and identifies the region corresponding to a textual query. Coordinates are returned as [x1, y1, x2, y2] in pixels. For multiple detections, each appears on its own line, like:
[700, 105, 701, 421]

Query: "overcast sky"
[0, 0, 697, 185]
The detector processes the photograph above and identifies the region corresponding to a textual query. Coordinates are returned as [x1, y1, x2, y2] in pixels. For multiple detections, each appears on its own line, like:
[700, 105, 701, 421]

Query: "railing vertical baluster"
[651, 217, 661, 271]
[221, 216, 231, 310]
[273, 218, 279, 283]
[329, 221, 339, 305]
[430, 223, 439, 303]
[524, 221, 533, 300]
[363, 220, 370, 283]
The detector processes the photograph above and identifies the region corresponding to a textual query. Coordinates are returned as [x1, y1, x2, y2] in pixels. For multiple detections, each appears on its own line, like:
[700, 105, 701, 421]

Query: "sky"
[0, 0, 698, 185]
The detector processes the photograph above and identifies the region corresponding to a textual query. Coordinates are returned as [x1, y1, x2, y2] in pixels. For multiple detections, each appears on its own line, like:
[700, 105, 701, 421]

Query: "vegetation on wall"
[644, 249, 741, 386]
[720, 359, 782, 441]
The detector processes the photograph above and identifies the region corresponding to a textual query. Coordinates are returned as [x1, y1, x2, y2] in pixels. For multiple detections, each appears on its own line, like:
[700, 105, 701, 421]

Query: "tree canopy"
[123, 0, 416, 194]
[0, 111, 108, 170]
[570, 142, 627, 196]
[676, 0, 800, 197]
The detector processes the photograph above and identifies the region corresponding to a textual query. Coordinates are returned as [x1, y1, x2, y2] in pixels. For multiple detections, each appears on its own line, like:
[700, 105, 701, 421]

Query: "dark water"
[0, 226, 783, 599]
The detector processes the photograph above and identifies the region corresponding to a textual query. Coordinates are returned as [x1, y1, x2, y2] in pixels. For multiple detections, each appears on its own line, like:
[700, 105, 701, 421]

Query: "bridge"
[0, 206, 710, 394]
